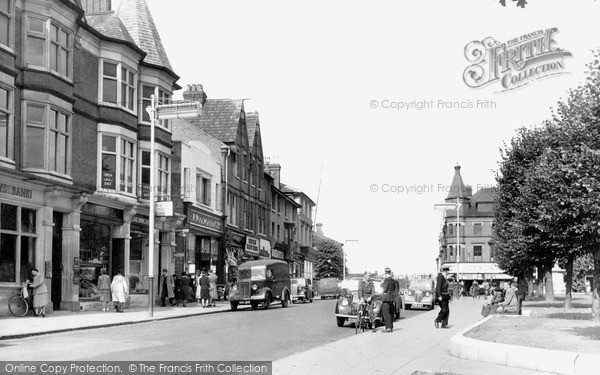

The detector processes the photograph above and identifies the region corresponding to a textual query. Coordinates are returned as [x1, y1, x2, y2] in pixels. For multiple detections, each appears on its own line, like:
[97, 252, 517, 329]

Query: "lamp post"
[146, 95, 201, 317]
[434, 198, 461, 280]
[343, 239, 359, 281]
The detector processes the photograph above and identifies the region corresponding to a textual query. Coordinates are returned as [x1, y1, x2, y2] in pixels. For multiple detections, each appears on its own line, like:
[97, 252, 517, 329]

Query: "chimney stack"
[265, 163, 281, 189]
[316, 223, 324, 236]
[183, 84, 208, 106]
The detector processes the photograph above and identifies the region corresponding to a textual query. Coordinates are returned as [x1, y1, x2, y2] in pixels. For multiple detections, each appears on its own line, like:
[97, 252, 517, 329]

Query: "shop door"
[111, 238, 125, 278]
[51, 212, 63, 310]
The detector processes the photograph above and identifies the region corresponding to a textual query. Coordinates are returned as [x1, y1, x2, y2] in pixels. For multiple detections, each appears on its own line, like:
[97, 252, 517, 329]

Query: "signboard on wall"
[245, 236, 259, 256]
[155, 201, 174, 216]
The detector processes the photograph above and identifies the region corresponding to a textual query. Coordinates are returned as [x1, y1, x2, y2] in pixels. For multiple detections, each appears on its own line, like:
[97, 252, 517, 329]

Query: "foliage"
[313, 236, 344, 280]
[499, 0, 528, 8]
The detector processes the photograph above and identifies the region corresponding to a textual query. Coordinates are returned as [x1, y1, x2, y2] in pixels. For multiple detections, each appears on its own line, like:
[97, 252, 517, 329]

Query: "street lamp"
[434, 197, 461, 280]
[343, 239, 359, 281]
[145, 95, 201, 317]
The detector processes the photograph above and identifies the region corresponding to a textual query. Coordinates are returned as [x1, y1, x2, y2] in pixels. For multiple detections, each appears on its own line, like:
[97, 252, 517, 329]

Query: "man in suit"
[380, 267, 399, 333]
[434, 266, 451, 328]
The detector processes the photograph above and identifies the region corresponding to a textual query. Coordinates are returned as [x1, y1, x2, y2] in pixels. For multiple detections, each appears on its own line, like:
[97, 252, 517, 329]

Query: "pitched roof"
[246, 111, 259, 146]
[471, 187, 496, 204]
[86, 11, 136, 45]
[116, 0, 173, 70]
[280, 183, 316, 206]
[446, 165, 471, 200]
[171, 118, 226, 160]
[185, 99, 244, 144]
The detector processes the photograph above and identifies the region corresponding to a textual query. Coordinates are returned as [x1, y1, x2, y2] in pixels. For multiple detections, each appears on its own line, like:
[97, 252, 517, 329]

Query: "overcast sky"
[114, 0, 600, 275]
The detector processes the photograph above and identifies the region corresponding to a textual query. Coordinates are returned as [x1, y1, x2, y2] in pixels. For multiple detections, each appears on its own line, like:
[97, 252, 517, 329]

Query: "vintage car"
[291, 277, 314, 303]
[317, 277, 340, 299]
[228, 260, 291, 310]
[403, 279, 435, 310]
[334, 278, 402, 328]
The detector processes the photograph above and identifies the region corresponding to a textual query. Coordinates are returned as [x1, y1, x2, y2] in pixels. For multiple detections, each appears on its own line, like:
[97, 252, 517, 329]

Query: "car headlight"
[232, 285, 238, 291]
[407, 290, 413, 296]
[425, 292, 430, 297]
[252, 284, 258, 291]
[341, 298, 349, 307]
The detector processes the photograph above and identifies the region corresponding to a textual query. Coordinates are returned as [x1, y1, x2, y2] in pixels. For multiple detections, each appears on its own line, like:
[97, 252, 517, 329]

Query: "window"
[473, 245, 483, 257]
[249, 158, 255, 186]
[142, 85, 170, 129]
[196, 173, 211, 205]
[227, 193, 237, 225]
[473, 222, 482, 236]
[157, 154, 170, 201]
[0, 86, 13, 160]
[23, 103, 71, 176]
[231, 153, 238, 178]
[0, 204, 37, 284]
[0, 0, 13, 48]
[26, 16, 72, 78]
[140, 150, 150, 200]
[242, 153, 248, 182]
[100, 134, 135, 194]
[101, 61, 136, 111]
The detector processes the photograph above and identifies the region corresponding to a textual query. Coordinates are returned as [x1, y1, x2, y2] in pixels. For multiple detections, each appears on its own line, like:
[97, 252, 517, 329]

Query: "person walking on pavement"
[434, 266, 451, 328]
[28, 268, 48, 317]
[97, 268, 111, 311]
[110, 269, 128, 312]
[179, 272, 191, 307]
[198, 271, 211, 308]
[158, 268, 175, 307]
[380, 267, 399, 333]
[208, 269, 218, 307]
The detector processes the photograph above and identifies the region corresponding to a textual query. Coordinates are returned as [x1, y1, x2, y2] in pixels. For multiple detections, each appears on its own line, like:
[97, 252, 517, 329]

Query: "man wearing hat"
[380, 267, 399, 333]
[434, 266, 451, 328]
[158, 268, 175, 307]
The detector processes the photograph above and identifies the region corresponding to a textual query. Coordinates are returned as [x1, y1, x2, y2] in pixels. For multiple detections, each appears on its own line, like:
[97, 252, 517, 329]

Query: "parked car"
[403, 279, 435, 310]
[291, 277, 314, 303]
[334, 278, 402, 328]
[228, 260, 291, 310]
[317, 277, 340, 299]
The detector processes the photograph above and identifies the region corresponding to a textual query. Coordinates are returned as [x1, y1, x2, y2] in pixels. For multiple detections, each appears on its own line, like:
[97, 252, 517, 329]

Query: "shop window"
[0, 0, 13, 48]
[26, 16, 72, 79]
[0, 85, 13, 161]
[100, 60, 136, 111]
[141, 85, 170, 129]
[23, 102, 71, 177]
[100, 134, 135, 194]
[0, 203, 37, 283]
[79, 221, 110, 300]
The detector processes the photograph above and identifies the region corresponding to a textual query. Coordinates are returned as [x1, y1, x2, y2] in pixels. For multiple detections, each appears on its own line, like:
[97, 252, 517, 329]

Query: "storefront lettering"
[245, 236, 259, 255]
[81, 203, 123, 221]
[0, 183, 33, 199]
[188, 209, 222, 231]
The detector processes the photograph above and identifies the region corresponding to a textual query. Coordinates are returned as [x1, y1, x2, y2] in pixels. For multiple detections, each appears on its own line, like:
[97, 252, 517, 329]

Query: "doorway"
[51, 212, 63, 310]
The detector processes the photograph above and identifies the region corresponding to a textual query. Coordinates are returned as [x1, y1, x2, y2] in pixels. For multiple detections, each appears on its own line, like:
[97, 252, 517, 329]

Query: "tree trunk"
[564, 255, 574, 309]
[536, 266, 544, 297]
[528, 279, 535, 297]
[592, 248, 600, 322]
[544, 263, 555, 302]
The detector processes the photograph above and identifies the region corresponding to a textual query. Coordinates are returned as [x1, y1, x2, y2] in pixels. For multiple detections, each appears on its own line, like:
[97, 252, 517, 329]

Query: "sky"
[114, 0, 600, 275]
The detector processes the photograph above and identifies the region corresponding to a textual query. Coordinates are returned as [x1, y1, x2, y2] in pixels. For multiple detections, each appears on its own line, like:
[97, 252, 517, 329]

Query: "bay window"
[142, 85, 170, 130]
[26, 16, 72, 79]
[23, 102, 71, 177]
[0, 0, 13, 48]
[100, 134, 135, 194]
[0, 85, 13, 160]
[101, 60, 136, 111]
[139, 150, 170, 201]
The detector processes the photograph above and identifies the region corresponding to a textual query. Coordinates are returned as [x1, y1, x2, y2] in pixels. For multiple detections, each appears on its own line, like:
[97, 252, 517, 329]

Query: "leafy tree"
[313, 236, 344, 280]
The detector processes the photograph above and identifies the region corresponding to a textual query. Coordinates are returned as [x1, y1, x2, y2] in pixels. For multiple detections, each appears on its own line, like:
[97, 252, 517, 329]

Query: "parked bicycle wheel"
[9, 295, 28, 317]
[355, 310, 364, 334]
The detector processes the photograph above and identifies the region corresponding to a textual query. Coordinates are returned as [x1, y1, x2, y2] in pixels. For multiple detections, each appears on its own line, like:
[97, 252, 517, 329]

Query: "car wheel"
[230, 301, 239, 311]
[251, 301, 259, 310]
[262, 294, 271, 310]
[336, 317, 345, 327]
[281, 292, 289, 308]
[405, 304, 411, 310]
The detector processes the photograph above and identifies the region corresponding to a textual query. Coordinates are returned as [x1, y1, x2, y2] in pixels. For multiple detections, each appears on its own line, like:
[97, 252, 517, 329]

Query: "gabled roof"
[185, 99, 244, 144]
[280, 183, 316, 206]
[471, 187, 496, 204]
[116, 0, 173, 70]
[171, 118, 226, 161]
[86, 11, 136, 45]
[246, 111, 259, 146]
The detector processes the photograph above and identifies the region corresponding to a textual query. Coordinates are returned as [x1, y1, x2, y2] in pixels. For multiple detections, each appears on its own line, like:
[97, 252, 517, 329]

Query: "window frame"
[100, 60, 137, 113]
[0, 203, 39, 285]
[25, 15, 72, 80]
[0, 0, 14, 50]
[0, 84, 14, 163]
[141, 85, 171, 130]
[98, 133, 137, 196]
[22, 101, 72, 179]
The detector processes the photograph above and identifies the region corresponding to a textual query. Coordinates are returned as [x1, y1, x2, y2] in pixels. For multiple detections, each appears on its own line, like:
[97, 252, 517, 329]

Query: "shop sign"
[444, 262, 503, 274]
[245, 236, 260, 256]
[259, 239, 271, 258]
[81, 203, 123, 221]
[272, 249, 285, 260]
[188, 207, 223, 232]
[228, 232, 245, 247]
[101, 170, 115, 189]
[0, 183, 33, 199]
[131, 215, 150, 226]
[155, 201, 173, 216]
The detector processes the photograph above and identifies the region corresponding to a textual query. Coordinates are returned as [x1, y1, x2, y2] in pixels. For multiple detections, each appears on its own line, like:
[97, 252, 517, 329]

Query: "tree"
[313, 237, 344, 280]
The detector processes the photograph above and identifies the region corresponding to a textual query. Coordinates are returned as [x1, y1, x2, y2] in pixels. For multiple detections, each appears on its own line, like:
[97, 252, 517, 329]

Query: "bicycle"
[8, 283, 34, 317]
[355, 300, 373, 334]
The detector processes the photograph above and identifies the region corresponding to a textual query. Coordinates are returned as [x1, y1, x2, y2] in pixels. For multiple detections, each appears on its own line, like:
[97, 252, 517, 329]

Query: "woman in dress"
[97, 268, 111, 311]
[199, 271, 211, 308]
[179, 272, 191, 307]
[28, 268, 48, 317]
[110, 269, 129, 312]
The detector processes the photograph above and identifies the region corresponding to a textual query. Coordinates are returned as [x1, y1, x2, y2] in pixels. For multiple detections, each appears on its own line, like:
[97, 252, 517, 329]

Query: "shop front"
[225, 231, 245, 283]
[259, 238, 271, 260]
[187, 205, 223, 276]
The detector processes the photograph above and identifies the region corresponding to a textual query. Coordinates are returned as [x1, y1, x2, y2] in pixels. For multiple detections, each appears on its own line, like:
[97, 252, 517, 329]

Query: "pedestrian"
[195, 270, 202, 306]
[497, 281, 518, 314]
[380, 267, 399, 333]
[179, 272, 191, 307]
[28, 268, 48, 317]
[208, 269, 218, 307]
[358, 271, 376, 331]
[97, 268, 111, 311]
[434, 266, 451, 329]
[514, 276, 528, 315]
[110, 269, 128, 312]
[158, 268, 175, 307]
[173, 273, 181, 306]
[198, 271, 210, 308]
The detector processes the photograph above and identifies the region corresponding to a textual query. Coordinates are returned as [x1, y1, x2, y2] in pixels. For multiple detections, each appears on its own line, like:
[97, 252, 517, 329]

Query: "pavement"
[0, 297, 596, 375]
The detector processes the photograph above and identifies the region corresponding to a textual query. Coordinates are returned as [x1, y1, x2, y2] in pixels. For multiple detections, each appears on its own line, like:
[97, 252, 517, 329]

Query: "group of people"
[97, 268, 129, 312]
[481, 280, 520, 316]
[158, 268, 218, 308]
[357, 267, 400, 333]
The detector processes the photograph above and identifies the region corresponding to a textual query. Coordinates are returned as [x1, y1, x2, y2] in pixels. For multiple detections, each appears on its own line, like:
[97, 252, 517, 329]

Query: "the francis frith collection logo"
[463, 27, 572, 92]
